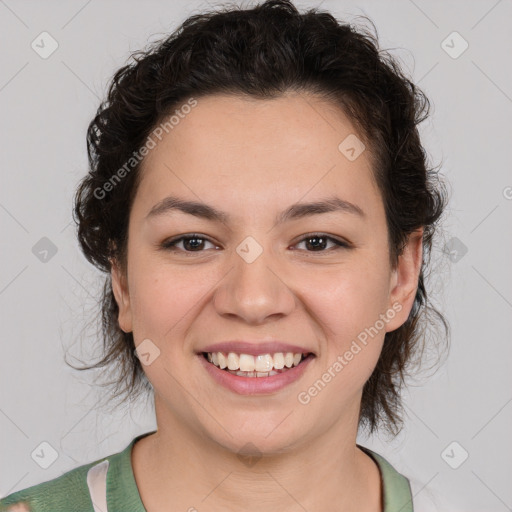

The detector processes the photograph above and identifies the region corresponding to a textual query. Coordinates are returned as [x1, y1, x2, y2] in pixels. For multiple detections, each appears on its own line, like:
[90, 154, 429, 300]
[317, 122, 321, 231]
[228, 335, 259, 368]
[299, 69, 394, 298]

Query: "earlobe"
[386, 228, 423, 332]
[110, 258, 133, 333]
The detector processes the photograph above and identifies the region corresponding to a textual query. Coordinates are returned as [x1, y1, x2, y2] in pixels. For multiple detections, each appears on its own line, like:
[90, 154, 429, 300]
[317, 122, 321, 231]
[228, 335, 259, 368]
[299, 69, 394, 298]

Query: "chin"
[206, 419, 305, 458]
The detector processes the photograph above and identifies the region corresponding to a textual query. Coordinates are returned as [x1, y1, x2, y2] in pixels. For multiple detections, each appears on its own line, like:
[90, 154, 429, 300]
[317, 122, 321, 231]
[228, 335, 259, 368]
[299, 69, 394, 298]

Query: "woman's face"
[112, 92, 421, 454]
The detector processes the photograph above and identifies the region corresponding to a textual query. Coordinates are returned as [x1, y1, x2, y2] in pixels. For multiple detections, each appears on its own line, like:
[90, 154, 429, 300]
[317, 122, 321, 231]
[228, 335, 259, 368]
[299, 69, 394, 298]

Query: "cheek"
[309, 260, 391, 340]
[126, 253, 200, 345]
[126, 258, 208, 393]
[309, 288, 387, 404]
[307, 256, 391, 389]
[294, 266, 389, 423]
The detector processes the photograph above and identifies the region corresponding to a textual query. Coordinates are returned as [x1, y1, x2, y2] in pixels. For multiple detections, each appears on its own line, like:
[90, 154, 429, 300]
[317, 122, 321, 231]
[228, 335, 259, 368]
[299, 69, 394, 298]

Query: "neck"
[132, 396, 382, 512]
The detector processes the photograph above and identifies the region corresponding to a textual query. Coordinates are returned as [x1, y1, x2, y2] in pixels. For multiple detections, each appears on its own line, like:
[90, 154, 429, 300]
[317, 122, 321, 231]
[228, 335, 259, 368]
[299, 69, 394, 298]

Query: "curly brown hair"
[70, 0, 448, 436]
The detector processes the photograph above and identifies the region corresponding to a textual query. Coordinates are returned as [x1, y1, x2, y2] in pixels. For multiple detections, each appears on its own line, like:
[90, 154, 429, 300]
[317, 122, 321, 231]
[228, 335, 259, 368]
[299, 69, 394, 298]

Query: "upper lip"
[199, 341, 315, 357]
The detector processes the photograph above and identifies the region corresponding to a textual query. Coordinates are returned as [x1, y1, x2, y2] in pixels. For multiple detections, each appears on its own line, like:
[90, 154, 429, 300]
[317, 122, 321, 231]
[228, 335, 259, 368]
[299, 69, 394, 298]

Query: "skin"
[111, 92, 423, 512]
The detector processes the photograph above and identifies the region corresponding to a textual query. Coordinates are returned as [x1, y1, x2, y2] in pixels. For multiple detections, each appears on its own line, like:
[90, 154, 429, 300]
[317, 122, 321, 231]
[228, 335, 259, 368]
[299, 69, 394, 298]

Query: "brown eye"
[293, 233, 349, 252]
[162, 234, 218, 253]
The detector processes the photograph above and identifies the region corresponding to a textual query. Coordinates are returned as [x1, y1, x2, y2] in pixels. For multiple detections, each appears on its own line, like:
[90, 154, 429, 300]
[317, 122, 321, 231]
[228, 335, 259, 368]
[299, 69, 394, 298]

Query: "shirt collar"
[357, 444, 414, 512]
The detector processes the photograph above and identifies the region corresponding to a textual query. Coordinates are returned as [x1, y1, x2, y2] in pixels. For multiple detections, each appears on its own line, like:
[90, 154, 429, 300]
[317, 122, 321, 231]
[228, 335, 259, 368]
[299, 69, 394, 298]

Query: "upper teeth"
[206, 352, 305, 371]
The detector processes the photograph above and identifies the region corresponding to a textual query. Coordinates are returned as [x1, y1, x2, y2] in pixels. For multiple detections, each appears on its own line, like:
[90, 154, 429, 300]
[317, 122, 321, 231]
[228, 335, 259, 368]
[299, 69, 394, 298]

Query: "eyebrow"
[146, 194, 365, 226]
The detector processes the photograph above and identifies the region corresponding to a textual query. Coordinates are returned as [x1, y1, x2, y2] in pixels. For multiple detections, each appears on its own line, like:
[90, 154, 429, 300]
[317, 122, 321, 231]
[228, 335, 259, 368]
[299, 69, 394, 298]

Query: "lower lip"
[197, 353, 315, 395]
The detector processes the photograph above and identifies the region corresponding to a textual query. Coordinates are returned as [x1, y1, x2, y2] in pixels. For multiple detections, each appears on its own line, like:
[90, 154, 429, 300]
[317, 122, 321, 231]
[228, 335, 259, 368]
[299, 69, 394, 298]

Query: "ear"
[110, 258, 133, 333]
[385, 228, 423, 332]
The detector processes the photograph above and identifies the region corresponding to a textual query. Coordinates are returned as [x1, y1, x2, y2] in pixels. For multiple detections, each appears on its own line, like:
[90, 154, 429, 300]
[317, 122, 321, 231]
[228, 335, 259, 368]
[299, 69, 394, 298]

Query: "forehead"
[135, 92, 381, 221]
[145, 92, 366, 165]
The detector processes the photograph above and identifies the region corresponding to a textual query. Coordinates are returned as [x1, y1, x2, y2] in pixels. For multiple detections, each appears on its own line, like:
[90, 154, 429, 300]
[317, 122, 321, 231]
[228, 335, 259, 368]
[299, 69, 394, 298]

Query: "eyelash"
[160, 232, 351, 255]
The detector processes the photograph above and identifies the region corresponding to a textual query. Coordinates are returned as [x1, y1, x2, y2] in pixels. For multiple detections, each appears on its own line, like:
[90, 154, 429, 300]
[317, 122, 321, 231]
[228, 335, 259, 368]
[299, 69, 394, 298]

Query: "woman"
[0, 0, 447, 510]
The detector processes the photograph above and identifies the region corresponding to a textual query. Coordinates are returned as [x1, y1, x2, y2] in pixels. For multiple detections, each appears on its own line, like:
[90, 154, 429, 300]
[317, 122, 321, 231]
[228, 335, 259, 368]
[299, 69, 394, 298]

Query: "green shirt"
[0, 431, 413, 511]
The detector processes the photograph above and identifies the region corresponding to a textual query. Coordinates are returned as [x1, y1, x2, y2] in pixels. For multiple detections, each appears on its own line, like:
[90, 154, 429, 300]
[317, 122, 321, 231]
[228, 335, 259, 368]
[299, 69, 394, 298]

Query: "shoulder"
[0, 455, 109, 512]
[1, 431, 153, 512]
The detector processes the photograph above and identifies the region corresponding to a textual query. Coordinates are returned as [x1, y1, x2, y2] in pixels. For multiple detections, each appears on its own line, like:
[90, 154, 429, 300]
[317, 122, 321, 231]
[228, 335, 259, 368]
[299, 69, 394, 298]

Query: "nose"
[212, 239, 296, 325]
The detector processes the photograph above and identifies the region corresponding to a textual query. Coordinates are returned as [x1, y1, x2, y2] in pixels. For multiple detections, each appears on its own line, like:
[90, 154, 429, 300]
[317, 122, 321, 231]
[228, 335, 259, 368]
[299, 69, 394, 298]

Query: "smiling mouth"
[201, 351, 314, 378]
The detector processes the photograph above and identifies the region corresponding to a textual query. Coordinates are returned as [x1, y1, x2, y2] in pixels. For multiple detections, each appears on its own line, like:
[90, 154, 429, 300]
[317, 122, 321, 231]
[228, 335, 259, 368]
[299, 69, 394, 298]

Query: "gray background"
[1, 0, 511, 510]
